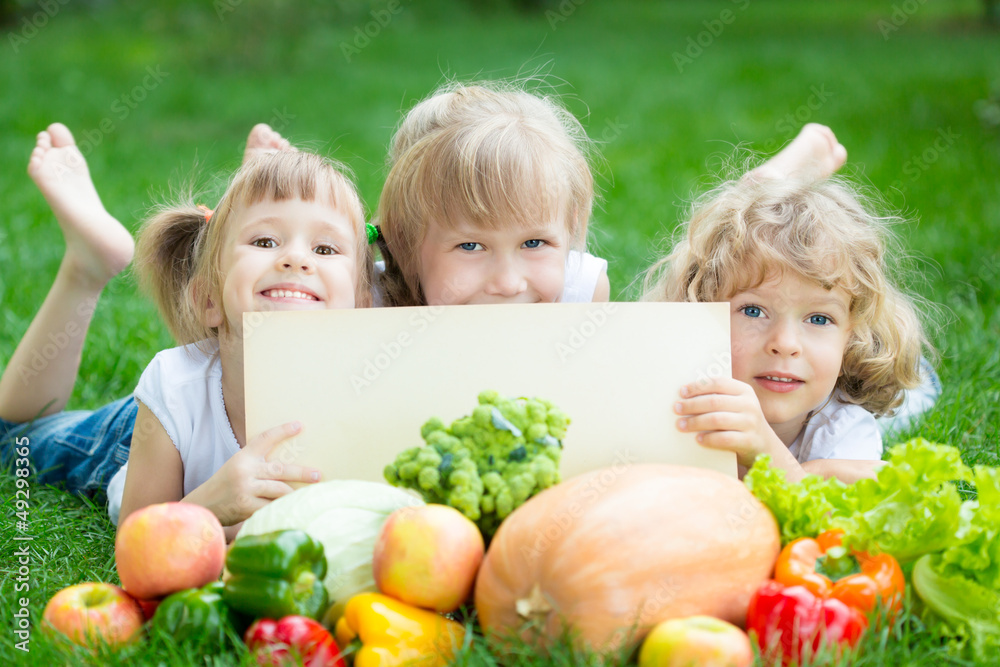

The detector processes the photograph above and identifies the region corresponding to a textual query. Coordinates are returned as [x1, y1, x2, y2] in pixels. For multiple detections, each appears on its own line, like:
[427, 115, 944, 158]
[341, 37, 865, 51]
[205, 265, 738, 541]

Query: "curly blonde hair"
[134, 151, 373, 346]
[640, 175, 930, 417]
[376, 81, 595, 307]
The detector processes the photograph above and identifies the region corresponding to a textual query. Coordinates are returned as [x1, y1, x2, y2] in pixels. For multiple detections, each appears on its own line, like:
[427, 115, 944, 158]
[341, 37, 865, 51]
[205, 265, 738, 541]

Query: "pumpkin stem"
[515, 583, 553, 622]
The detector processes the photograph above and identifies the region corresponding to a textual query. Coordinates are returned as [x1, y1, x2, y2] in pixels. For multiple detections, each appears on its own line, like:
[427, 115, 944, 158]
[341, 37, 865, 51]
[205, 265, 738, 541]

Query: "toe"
[37, 129, 53, 149]
[47, 123, 76, 148]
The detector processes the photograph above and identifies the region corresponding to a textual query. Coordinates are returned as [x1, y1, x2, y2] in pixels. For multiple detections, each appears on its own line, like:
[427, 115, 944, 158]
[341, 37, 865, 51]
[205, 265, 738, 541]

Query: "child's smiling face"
[416, 216, 570, 305]
[207, 196, 358, 333]
[729, 270, 853, 442]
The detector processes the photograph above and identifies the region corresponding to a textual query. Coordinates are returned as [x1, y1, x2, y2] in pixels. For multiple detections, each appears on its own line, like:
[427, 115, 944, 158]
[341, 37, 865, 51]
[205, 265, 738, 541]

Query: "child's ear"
[191, 280, 223, 328]
[204, 297, 224, 329]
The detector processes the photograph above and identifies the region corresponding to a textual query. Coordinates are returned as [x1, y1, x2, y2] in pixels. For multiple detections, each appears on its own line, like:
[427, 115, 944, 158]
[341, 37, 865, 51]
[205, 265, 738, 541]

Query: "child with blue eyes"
[372, 81, 609, 307]
[0, 124, 371, 536]
[642, 174, 933, 483]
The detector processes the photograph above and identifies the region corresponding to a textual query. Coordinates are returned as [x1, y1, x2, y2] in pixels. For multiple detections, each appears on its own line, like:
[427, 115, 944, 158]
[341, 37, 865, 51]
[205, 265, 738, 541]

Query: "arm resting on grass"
[801, 458, 883, 484]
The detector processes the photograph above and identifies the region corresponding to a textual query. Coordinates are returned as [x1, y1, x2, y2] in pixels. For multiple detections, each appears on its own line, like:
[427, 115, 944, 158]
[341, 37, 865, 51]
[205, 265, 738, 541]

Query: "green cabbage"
[233, 480, 424, 607]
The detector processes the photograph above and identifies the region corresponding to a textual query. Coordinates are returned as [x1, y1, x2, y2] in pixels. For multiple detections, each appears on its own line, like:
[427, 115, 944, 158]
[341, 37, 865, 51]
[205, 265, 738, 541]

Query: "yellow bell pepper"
[334, 593, 466, 667]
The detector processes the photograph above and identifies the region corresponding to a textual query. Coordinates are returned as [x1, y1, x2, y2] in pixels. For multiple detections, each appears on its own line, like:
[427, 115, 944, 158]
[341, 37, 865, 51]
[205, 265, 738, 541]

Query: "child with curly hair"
[642, 175, 934, 483]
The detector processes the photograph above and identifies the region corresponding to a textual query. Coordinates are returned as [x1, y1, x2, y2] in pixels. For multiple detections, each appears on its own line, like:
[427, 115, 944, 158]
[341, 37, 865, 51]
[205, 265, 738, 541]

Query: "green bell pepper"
[223, 529, 328, 621]
[153, 581, 236, 646]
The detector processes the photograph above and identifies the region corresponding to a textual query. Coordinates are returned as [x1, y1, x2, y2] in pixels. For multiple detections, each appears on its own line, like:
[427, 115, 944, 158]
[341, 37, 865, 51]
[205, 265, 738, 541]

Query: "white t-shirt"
[788, 392, 883, 463]
[561, 251, 608, 303]
[106, 340, 240, 525]
[371, 250, 608, 306]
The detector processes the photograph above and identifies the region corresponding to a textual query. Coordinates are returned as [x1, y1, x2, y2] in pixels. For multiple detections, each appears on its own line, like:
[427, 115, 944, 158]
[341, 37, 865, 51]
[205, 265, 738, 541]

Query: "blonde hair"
[376, 81, 595, 306]
[641, 175, 930, 417]
[134, 151, 373, 346]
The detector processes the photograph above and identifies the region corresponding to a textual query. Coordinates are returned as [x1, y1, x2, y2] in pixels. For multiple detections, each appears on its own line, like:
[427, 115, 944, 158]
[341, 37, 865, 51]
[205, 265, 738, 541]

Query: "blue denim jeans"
[0, 396, 136, 495]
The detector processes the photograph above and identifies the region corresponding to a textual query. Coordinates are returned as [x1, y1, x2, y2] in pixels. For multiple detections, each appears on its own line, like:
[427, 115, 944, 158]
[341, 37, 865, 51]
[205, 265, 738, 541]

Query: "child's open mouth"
[260, 288, 320, 301]
[755, 374, 804, 393]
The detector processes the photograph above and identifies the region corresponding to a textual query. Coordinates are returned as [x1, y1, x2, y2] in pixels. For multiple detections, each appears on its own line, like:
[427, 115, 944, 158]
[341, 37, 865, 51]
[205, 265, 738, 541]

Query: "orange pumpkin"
[473, 464, 780, 654]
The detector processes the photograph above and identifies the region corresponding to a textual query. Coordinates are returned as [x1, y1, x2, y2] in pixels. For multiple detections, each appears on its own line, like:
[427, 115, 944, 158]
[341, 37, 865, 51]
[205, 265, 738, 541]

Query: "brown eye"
[252, 238, 276, 248]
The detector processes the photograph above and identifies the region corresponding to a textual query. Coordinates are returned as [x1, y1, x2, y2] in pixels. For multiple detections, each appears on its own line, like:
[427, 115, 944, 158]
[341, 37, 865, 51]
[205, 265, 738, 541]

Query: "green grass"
[1, 0, 998, 664]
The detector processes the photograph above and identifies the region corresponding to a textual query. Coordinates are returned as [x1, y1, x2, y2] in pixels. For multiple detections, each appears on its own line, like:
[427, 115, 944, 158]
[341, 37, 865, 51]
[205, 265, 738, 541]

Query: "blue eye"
[809, 314, 831, 325]
[523, 239, 544, 249]
[740, 305, 762, 318]
[458, 242, 481, 251]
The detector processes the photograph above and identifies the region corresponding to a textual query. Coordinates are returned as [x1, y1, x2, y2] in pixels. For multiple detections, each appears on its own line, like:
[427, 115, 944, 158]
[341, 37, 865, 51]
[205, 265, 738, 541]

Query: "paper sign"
[243, 302, 735, 485]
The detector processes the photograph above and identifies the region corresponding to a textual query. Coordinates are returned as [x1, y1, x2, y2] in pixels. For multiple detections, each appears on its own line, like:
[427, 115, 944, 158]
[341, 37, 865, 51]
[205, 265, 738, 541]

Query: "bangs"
[712, 190, 873, 302]
[226, 152, 364, 226]
[724, 235, 859, 299]
[405, 117, 586, 234]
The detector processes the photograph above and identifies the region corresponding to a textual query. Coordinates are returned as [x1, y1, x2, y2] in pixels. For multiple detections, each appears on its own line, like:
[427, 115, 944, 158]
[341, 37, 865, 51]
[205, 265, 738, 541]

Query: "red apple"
[638, 615, 754, 667]
[42, 582, 144, 648]
[136, 596, 163, 622]
[115, 502, 226, 600]
[373, 504, 484, 612]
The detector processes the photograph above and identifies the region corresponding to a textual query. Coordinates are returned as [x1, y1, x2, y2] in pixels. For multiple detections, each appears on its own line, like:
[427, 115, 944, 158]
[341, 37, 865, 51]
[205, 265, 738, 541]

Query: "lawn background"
[0, 0, 998, 664]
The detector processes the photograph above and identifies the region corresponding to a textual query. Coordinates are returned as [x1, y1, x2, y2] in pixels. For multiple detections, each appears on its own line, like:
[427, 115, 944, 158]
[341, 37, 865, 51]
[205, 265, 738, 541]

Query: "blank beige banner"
[243, 302, 735, 486]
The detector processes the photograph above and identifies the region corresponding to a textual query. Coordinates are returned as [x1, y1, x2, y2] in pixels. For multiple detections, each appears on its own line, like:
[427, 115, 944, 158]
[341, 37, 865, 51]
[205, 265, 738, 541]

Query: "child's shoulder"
[140, 340, 222, 385]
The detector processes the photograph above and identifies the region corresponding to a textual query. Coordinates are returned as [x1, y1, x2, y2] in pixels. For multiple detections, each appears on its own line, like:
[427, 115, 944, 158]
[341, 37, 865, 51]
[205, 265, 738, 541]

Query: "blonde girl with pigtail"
[643, 174, 936, 483]
[0, 124, 373, 538]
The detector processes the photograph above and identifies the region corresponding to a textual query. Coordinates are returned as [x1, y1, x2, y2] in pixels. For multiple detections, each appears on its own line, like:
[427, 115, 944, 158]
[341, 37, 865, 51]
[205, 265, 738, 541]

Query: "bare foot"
[753, 123, 847, 182]
[27, 123, 134, 287]
[243, 123, 295, 163]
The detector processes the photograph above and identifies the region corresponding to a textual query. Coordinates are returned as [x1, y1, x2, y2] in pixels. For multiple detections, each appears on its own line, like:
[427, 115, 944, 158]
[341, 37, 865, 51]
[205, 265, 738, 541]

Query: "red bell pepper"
[774, 529, 905, 617]
[747, 581, 866, 666]
[244, 615, 346, 667]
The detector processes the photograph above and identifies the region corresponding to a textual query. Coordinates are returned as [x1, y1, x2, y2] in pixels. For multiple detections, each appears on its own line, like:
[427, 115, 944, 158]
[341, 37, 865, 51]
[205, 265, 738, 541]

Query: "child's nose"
[278, 248, 315, 273]
[486, 259, 527, 297]
[768, 320, 802, 357]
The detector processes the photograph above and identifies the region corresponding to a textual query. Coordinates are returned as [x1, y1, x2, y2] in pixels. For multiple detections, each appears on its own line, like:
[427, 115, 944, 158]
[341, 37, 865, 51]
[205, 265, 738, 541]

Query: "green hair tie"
[366, 223, 379, 245]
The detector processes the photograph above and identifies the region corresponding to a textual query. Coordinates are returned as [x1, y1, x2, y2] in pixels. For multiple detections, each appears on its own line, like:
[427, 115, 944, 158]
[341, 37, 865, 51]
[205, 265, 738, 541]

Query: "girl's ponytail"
[375, 227, 422, 307]
[133, 204, 210, 345]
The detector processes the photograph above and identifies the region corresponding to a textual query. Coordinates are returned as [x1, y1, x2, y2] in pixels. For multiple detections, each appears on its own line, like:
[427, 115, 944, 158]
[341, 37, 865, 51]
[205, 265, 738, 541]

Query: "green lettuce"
[836, 438, 974, 564]
[910, 466, 1000, 660]
[742, 455, 852, 544]
[911, 554, 1000, 661]
[745, 438, 974, 560]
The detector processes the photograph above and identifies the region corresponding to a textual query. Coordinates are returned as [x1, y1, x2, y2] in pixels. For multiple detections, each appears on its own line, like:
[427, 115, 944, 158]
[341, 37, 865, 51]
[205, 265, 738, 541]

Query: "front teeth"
[264, 289, 317, 300]
[764, 376, 796, 383]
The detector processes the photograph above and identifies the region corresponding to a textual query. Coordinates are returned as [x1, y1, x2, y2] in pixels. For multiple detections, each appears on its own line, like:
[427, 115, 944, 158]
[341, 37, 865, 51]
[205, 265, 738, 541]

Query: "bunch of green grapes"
[384, 390, 569, 537]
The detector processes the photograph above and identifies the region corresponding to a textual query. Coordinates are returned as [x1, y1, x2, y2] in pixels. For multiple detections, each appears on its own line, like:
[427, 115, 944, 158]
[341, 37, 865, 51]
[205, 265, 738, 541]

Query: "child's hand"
[185, 421, 322, 526]
[674, 378, 788, 469]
